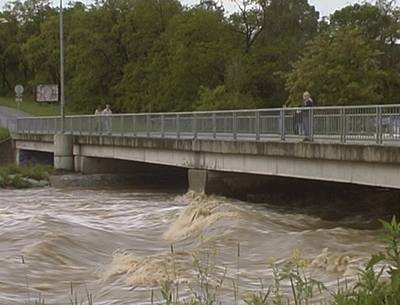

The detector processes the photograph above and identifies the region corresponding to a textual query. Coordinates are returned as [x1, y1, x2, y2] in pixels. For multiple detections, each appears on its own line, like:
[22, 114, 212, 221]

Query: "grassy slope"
[0, 127, 10, 140]
[0, 96, 64, 116]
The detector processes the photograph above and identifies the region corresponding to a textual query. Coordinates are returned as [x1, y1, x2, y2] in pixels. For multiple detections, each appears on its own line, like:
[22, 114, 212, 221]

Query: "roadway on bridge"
[0, 106, 29, 132]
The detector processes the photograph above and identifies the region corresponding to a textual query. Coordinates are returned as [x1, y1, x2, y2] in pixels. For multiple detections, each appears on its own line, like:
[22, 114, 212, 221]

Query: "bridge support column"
[54, 134, 74, 171]
[188, 169, 209, 193]
[76, 156, 116, 174]
[15, 148, 20, 165]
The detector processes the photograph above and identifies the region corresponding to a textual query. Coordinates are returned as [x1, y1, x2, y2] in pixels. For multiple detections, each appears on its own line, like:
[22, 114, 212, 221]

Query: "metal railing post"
[233, 112, 237, 140]
[161, 114, 165, 138]
[176, 114, 180, 139]
[255, 111, 260, 141]
[193, 114, 198, 139]
[146, 115, 150, 137]
[340, 108, 346, 143]
[133, 115, 136, 137]
[309, 108, 314, 141]
[212, 113, 216, 139]
[280, 109, 285, 141]
[121, 116, 124, 136]
[376, 106, 382, 144]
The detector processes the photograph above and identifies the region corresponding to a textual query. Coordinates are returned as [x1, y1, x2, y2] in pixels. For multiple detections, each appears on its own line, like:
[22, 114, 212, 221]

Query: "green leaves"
[0, 0, 399, 111]
[286, 29, 386, 106]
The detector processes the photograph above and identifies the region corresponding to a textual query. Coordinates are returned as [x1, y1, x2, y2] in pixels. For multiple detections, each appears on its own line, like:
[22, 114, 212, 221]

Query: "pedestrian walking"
[302, 91, 314, 141]
[94, 105, 103, 133]
[102, 104, 112, 134]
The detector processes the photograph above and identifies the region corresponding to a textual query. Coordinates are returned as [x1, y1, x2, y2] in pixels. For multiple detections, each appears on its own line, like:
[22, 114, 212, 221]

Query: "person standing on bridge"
[102, 104, 112, 134]
[302, 91, 314, 141]
[95, 105, 103, 134]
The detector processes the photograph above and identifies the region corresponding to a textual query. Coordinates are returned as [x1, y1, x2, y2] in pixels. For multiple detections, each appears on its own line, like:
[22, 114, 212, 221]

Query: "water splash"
[310, 248, 363, 276]
[164, 192, 239, 242]
[102, 250, 192, 286]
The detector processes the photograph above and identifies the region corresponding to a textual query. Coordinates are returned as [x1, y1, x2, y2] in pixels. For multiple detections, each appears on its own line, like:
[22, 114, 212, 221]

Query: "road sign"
[36, 84, 59, 103]
[14, 84, 24, 96]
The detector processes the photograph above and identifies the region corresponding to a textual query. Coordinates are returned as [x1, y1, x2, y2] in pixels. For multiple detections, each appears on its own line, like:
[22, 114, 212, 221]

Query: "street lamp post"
[59, 0, 65, 133]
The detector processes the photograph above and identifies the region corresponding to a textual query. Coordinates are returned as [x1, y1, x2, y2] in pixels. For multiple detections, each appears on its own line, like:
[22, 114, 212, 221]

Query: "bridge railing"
[16, 105, 400, 145]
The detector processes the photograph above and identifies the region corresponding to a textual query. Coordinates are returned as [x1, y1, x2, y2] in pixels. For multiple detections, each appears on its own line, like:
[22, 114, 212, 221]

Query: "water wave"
[164, 192, 240, 242]
[102, 250, 192, 286]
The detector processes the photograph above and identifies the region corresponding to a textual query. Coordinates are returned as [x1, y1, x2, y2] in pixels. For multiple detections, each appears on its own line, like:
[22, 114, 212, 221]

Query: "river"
[0, 186, 388, 304]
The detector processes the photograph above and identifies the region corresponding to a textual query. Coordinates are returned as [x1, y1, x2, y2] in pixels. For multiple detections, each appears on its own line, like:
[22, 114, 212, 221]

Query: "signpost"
[36, 84, 59, 102]
[14, 84, 24, 112]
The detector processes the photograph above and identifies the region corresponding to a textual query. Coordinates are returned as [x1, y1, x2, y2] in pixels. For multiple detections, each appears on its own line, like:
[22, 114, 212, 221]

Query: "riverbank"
[0, 127, 9, 140]
[0, 164, 50, 188]
[0, 137, 14, 166]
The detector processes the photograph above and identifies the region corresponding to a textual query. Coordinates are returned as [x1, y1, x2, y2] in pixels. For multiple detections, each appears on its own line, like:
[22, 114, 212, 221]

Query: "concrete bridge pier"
[188, 169, 227, 194]
[188, 169, 209, 193]
[54, 134, 74, 171]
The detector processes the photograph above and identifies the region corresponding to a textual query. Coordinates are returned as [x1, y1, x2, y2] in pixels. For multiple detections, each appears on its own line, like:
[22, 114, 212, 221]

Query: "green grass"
[0, 96, 68, 117]
[0, 164, 52, 188]
[0, 127, 10, 140]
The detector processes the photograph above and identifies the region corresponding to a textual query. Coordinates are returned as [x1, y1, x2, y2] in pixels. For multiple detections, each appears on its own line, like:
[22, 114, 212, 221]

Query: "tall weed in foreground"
[244, 249, 325, 305]
[331, 216, 400, 305]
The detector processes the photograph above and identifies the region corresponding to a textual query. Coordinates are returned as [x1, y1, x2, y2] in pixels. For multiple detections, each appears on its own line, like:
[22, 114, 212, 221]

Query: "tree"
[0, 13, 21, 93]
[329, 2, 400, 103]
[227, 0, 319, 107]
[117, 6, 235, 112]
[112, 0, 182, 112]
[286, 29, 386, 106]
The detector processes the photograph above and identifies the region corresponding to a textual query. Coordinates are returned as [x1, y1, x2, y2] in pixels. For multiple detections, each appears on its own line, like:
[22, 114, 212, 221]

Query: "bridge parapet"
[12, 132, 400, 165]
[15, 104, 400, 146]
[12, 105, 400, 190]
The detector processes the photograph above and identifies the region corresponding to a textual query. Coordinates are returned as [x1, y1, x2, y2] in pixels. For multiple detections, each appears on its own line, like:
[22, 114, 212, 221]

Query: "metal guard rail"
[15, 105, 400, 145]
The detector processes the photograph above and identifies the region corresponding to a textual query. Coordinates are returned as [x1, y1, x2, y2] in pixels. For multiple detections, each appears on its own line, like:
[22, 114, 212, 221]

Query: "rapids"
[0, 187, 386, 304]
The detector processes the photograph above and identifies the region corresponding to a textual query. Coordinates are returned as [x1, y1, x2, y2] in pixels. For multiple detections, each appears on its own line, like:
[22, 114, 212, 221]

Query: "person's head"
[303, 91, 311, 101]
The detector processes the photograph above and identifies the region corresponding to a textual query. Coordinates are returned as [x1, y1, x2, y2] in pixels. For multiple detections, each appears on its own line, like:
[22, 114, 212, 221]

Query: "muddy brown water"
[0, 187, 390, 304]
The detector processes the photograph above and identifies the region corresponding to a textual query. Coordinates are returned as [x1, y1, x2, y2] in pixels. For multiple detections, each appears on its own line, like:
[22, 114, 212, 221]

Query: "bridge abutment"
[54, 134, 74, 171]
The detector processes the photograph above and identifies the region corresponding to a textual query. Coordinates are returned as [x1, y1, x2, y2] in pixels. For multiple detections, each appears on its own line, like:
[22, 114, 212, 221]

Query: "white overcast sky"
[182, 0, 400, 17]
[0, 0, 399, 17]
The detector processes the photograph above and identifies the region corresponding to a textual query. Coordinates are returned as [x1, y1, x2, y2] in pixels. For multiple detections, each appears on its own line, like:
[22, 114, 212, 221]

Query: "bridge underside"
[13, 133, 400, 191]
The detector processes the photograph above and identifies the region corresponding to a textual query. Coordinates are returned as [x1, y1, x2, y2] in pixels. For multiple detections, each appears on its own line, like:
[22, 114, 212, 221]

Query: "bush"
[0, 127, 10, 141]
[0, 164, 52, 188]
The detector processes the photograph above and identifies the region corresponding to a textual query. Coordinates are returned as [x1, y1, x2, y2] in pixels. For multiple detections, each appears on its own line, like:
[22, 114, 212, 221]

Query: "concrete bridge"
[12, 104, 400, 191]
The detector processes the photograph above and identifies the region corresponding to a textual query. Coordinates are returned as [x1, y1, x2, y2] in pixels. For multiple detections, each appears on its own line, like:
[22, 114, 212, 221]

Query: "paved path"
[0, 106, 29, 132]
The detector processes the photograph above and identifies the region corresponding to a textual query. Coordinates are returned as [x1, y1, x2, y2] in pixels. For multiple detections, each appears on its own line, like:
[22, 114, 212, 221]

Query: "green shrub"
[0, 164, 52, 188]
[0, 127, 10, 141]
[331, 216, 400, 305]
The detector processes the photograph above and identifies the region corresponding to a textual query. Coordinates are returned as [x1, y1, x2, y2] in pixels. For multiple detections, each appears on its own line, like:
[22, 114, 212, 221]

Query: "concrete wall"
[0, 139, 15, 166]
[12, 133, 400, 189]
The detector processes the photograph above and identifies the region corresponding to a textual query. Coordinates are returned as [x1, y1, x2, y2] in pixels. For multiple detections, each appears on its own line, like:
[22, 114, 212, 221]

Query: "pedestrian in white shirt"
[102, 104, 112, 134]
[94, 105, 103, 133]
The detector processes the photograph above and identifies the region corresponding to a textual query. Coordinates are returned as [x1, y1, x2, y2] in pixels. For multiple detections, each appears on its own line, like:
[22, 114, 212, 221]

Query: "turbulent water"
[0, 187, 387, 304]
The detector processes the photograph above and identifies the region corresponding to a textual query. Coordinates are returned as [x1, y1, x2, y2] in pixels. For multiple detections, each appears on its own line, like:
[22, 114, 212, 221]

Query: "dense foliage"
[0, 127, 9, 140]
[0, 0, 399, 113]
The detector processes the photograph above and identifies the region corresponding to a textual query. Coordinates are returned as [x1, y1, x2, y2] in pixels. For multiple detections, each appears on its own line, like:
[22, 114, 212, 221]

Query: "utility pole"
[59, 0, 65, 133]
